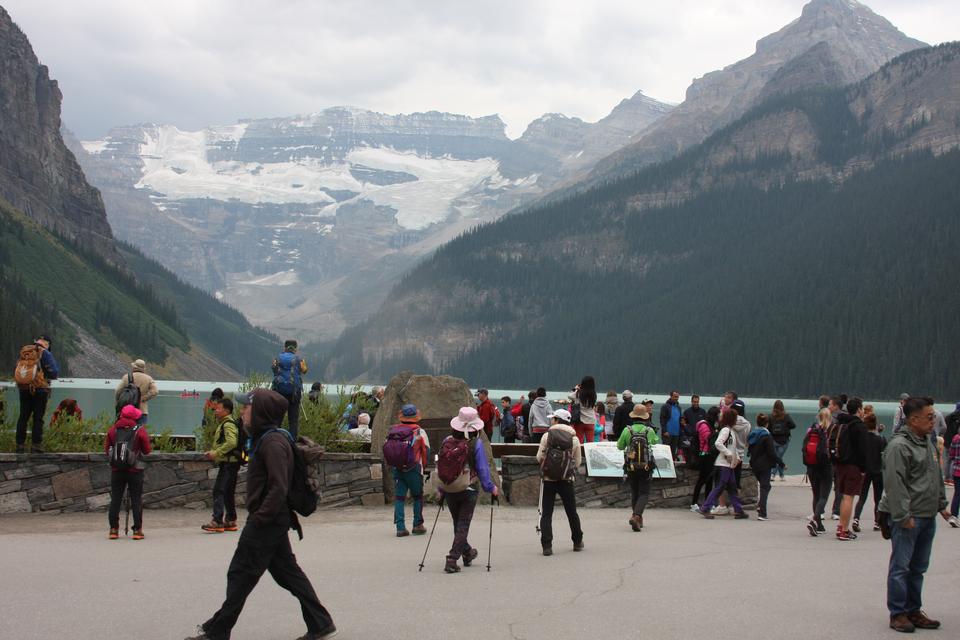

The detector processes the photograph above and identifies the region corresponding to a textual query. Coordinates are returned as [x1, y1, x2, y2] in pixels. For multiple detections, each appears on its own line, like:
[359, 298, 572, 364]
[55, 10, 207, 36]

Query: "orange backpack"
[14, 344, 48, 392]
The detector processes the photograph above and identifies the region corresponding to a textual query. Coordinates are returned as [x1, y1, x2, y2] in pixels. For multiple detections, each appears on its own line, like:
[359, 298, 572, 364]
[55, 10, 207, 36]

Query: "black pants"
[692, 458, 715, 505]
[855, 472, 883, 521]
[754, 466, 772, 516]
[16, 390, 49, 446]
[807, 463, 833, 524]
[282, 394, 301, 439]
[445, 490, 478, 562]
[108, 470, 144, 530]
[627, 469, 651, 516]
[202, 522, 334, 639]
[212, 462, 241, 524]
[539, 480, 582, 547]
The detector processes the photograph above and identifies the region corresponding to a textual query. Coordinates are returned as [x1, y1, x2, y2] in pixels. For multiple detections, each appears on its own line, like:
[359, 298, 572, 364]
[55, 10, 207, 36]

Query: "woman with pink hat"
[104, 404, 152, 540]
[434, 407, 500, 573]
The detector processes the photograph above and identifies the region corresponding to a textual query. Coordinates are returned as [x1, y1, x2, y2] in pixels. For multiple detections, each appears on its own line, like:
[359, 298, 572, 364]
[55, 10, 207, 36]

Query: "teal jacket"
[879, 428, 947, 524]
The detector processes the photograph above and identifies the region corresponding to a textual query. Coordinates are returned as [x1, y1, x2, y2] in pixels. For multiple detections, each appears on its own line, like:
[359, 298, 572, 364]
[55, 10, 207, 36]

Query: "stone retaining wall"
[501, 456, 759, 509]
[0, 452, 384, 514]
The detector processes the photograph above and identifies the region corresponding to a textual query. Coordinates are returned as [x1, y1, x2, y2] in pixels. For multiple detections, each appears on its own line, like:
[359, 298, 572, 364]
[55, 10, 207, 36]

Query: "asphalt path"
[2, 481, 958, 639]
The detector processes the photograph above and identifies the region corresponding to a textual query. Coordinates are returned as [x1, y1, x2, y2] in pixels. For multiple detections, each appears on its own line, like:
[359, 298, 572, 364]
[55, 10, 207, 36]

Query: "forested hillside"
[321, 43, 960, 398]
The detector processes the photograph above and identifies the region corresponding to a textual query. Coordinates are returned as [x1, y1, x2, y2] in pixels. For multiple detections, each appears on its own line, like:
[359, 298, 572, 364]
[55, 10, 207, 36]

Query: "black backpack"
[109, 425, 141, 469]
[253, 429, 319, 518]
[540, 429, 575, 481]
[769, 419, 790, 438]
[827, 420, 845, 463]
[624, 424, 654, 472]
[115, 371, 141, 416]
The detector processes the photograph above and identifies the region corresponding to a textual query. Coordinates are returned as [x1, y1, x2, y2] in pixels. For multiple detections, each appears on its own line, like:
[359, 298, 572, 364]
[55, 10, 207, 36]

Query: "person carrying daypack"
[690, 407, 720, 512]
[618, 404, 660, 531]
[383, 404, 431, 537]
[747, 414, 783, 521]
[768, 400, 796, 481]
[803, 407, 834, 537]
[536, 408, 583, 556]
[188, 389, 337, 640]
[201, 397, 243, 534]
[104, 404, 151, 540]
[270, 339, 308, 438]
[14, 334, 60, 454]
[435, 407, 499, 574]
[114, 359, 158, 424]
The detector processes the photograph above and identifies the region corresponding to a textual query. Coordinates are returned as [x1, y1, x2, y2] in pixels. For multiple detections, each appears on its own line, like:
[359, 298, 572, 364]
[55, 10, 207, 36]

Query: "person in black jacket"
[748, 414, 783, 521]
[853, 412, 887, 533]
[833, 397, 868, 541]
[612, 390, 635, 441]
[768, 400, 797, 481]
[188, 389, 336, 640]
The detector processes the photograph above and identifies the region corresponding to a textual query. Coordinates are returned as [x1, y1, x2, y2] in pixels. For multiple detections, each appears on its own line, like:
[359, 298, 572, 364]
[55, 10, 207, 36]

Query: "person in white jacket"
[698, 408, 749, 519]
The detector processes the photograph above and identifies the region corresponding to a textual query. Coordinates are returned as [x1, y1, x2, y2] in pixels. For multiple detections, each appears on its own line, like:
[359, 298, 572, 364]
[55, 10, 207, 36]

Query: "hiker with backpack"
[271, 339, 308, 438]
[13, 334, 60, 453]
[747, 414, 783, 521]
[690, 406, 720, 513]
[536, 408, 584, 555]
[698, 408, 749, 520]
[829, 397, 868, 541]
[201, 397, 242, 534]
[434, 406, 499, 573]
[105, 404, 151, 540]
[188, 389, 336, 640]
[617, 404, 660, 531]
[804, 407, 834, 536]
[383, 404, 431, 537]
[114, 359, 158, 425]
[768, 400, 796, 480]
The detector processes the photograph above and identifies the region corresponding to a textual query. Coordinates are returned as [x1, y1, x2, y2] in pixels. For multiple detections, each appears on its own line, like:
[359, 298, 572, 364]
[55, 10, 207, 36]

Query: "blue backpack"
[272, 352, 303, 396]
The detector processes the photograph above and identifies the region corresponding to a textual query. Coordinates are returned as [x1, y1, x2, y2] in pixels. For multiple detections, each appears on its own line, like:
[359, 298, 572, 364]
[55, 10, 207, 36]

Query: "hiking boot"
[573, 541, 584, 552]
[396, 529, 410, 537]
[412, 524, 427, 535]
[296, 624, 339, 639]
[444, 560, 461, 573]
[889, 614, 916, 633]
[630, 515, 641, 532]
[734, 511, 749, 520]
[852, 518, 861, 533]
[109, 528, 119, 540]
[223, 521, 238, 532]
[906, 611, 940, 630]
[201, 520, 225, 533]
[132, 529, 145, 540]
[542, 545, 553, 556]
[806, 521, 819, 537]
[462, 548, 478, 566]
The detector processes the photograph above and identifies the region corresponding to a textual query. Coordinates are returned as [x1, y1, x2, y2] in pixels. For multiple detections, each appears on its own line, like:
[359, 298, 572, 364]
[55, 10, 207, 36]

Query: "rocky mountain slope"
[319, 42, 960, 398]
[582, 0, 926, 187]
[74, 95, 673, 344]
[0, 7, 277, 379]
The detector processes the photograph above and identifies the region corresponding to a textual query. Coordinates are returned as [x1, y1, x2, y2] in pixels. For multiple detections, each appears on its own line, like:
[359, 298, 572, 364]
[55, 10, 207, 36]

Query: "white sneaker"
[711, 506, 730, 516]
[949, 516, 960, 528]
[690, 504, 701, 513]
[831, 513, 840, 520]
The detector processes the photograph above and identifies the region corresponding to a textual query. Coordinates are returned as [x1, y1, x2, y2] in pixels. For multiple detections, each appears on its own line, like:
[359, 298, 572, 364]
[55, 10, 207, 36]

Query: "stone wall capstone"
[0, 452, 385, 514]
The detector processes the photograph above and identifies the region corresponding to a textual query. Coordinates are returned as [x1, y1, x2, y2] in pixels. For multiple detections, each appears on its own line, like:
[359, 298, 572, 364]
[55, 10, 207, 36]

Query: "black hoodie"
[835, 412, 867, 470]
[246, 389, 293, 528]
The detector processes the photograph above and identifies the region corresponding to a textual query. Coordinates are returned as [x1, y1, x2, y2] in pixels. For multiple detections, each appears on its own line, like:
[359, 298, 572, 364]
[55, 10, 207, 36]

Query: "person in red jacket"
[104, 404, 152, 540]
[475, 388, 500, 440]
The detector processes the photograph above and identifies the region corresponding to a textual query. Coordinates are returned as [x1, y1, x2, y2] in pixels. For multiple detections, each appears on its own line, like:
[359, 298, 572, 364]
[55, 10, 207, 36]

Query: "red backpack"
[803, 425, 828, 466]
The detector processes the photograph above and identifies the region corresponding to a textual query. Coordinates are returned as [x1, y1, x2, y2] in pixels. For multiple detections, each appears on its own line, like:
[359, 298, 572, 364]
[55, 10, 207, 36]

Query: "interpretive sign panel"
[583, 441, 625, 477]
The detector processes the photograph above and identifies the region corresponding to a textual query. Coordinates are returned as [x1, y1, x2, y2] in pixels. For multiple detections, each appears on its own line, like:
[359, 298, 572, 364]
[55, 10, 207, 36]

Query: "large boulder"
[371, 370, 474, 456]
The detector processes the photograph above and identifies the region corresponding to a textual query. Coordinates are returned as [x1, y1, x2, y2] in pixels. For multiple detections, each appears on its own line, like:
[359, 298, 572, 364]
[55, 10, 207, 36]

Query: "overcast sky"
[5, 0, 958, 139]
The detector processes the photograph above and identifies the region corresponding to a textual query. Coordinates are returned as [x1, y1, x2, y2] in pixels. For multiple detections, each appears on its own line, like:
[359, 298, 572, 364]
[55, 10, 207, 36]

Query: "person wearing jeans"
[879, 397, 951, 633]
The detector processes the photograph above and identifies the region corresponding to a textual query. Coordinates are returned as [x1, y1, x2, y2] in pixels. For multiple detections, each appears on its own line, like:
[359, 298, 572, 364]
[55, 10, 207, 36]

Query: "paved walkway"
[2, 483, 958, 640]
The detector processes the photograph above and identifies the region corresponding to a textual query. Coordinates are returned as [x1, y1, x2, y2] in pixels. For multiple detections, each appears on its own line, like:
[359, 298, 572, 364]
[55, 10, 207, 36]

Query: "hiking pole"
[535, 480, 543, 534]
[487, 495, 497, 572]
[418, 497, 444, 572]
[123, 487, 130, 537]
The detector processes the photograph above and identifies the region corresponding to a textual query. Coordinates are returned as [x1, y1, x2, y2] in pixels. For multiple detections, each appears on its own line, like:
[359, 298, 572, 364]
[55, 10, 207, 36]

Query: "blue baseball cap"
[400, 404, 419, 420]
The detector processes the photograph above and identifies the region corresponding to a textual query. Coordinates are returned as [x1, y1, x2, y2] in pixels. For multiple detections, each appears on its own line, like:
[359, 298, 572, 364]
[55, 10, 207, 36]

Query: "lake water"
[1, 380, 946, 473]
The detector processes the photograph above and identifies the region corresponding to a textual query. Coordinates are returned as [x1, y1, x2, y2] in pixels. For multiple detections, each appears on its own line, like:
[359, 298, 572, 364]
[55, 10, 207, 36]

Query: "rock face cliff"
[77, 98, 673, 342]
[585, 0, 926, 185]
[0, 7, 115, 260]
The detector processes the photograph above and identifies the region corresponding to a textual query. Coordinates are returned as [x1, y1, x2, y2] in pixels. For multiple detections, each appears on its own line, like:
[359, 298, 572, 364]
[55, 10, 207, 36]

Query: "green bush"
[0, 409, 185, 453]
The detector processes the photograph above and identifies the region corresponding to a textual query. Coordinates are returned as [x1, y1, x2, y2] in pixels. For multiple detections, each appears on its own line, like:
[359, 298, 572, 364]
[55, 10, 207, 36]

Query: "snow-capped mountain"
[74, 99, 673, 341]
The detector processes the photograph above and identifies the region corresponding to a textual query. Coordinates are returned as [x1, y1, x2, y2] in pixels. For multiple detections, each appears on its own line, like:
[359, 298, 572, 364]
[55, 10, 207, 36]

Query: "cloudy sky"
[5, 0, 958, 139]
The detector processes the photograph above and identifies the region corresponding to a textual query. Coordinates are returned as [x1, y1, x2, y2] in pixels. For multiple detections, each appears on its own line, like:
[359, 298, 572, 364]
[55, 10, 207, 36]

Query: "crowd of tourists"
[10, 335, 960, 637]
